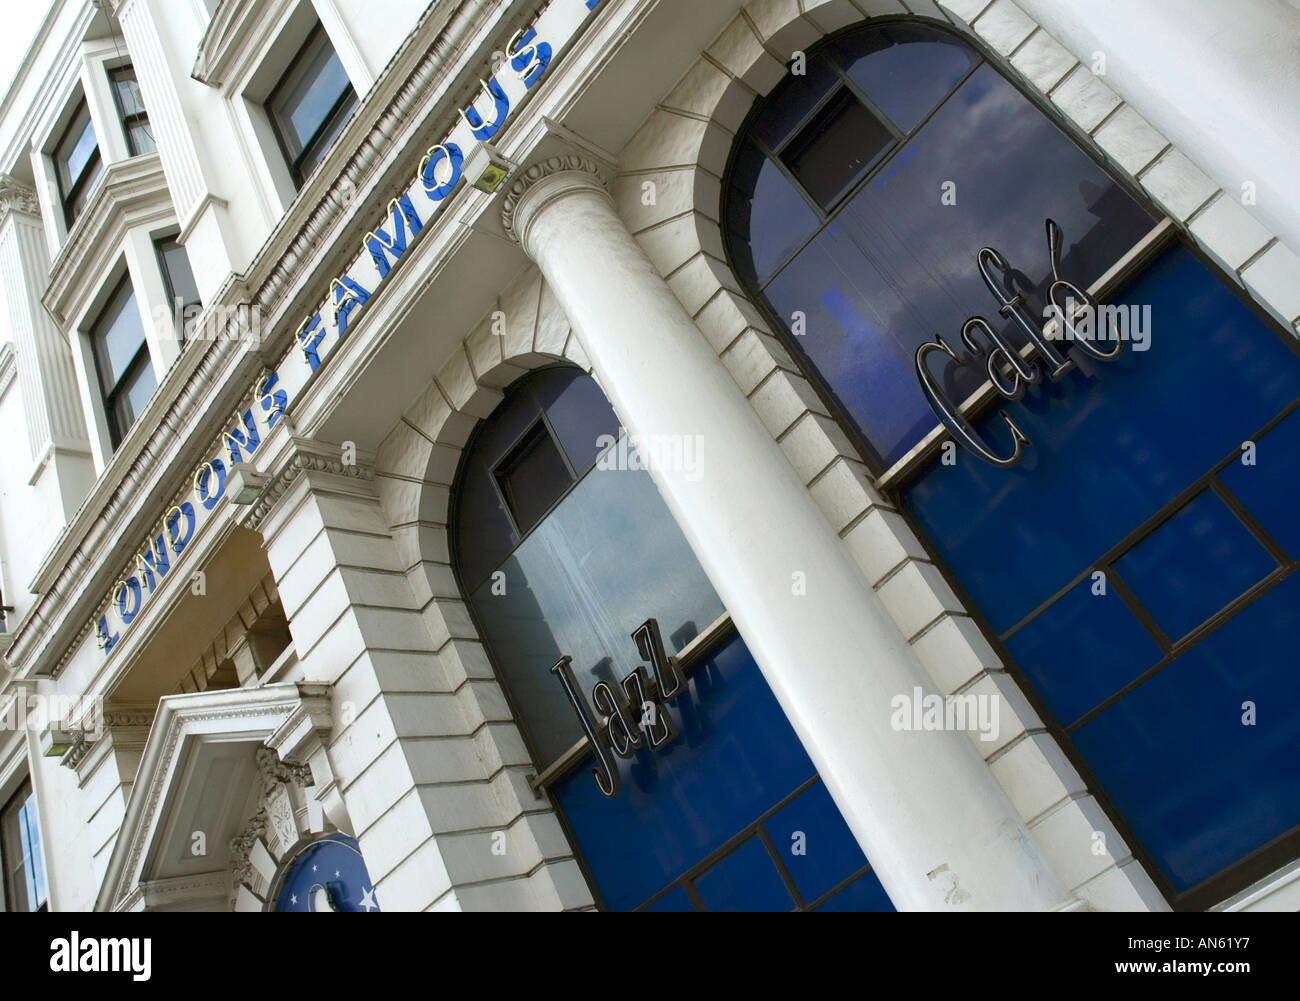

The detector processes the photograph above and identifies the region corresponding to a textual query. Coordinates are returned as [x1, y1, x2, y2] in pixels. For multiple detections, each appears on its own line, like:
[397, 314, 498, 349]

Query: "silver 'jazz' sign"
[550, 618, 686, 799]
[914, 219, 1129, 467]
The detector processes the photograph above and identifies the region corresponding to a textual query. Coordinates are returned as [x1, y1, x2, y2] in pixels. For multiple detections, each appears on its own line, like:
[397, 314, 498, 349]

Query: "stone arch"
[364, 265, 602, 911]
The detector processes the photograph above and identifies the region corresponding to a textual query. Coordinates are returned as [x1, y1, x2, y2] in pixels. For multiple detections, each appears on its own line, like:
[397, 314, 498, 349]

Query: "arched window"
[724, 20, 1154, 469]
[724, 20, 1300, 909]
[452, 366, 893, 911]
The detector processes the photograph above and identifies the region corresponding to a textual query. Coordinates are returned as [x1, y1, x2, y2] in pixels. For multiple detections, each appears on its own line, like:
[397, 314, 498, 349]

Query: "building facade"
[0, 0, 1297, 912]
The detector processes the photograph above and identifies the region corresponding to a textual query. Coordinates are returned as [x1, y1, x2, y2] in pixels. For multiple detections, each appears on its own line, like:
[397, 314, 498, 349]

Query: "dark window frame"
[89, 275, 153, 449]
[108, 64, 154, 157]
[154, 235, 202, 343]
[720, 15, 1300, 913]
[53, 96, 102, 230]
[1, 778, 47, 913]
[264, 24, 359, 189]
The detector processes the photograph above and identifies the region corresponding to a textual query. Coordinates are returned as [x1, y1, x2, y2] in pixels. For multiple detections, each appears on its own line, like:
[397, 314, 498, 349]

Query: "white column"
[114, 0, 239, 301]
[508, 162, 1073, 911]
[0, 177, 94, 518]
[1013, 0, 1300, 255]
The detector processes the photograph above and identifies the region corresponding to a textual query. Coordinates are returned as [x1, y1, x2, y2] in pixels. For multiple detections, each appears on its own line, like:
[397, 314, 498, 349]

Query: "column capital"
[501, 153, 609, 249]
[0, 174, 40, 224]
[244, 434, 376, 534]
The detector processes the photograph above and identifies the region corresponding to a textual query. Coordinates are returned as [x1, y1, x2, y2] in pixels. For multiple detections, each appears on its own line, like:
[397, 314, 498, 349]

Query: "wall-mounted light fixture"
[465, 142, 517, 194]
[227, 463, 267, 505]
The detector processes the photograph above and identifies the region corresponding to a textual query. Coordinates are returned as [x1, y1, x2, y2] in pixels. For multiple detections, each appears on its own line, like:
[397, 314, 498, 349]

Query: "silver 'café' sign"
[914, 219, 1130, 467]
[550, 618, 686, 799]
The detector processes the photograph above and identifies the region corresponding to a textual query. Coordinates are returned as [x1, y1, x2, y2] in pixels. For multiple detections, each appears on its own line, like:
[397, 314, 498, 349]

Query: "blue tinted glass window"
[834, 22, 978, 132]
[555, 635, 820, 911]
[902, 246, 1300, 633]
[752, 57, 839, 149]
[765, 779, 870, 903]
[470, 463, 724, 764]
[1072, 574, 1300, 891]
[694, 836, 795, 912]
[1218, 406, 1300, 558]
[744, 59, 1153, 465]
[1004, 577, 1162, 727]
[902, 242, 1300, 899]
[1113, 490, 1276, 641]
[725, 142, 820, 286]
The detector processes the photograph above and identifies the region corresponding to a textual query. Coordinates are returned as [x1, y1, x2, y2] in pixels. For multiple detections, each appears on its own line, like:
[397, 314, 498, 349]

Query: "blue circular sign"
[272, 835, 380, 912]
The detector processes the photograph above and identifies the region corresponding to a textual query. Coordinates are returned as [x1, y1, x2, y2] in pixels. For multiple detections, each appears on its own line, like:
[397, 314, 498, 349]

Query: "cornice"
[244, 436, 375, 532]
[190, 0, 274, 89]
[43, 153, 173, 327]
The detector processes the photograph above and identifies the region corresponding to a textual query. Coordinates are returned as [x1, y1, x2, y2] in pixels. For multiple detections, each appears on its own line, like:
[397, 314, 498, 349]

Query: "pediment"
[95, 682, 327, 911]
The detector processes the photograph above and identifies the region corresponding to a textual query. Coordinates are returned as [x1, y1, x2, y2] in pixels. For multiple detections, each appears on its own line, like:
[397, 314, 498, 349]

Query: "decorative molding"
[0, 175, 40, 220]
[42, 153, 174, 328]
[191, 0, 273, 89]
[501, 153, 607, 244]
[245, 437, 376, 531]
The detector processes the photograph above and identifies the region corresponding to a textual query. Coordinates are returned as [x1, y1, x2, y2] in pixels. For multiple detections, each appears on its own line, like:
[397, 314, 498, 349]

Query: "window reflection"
[730, 44, 1154, 465]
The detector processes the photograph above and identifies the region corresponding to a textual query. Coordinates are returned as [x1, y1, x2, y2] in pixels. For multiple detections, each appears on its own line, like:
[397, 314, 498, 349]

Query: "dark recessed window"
[90, 277, 157, 449]
[155, 236, 202, 342]
[780, 87, 894, 210]
[494, 420, 574, 536]
[2, 780, 47, 912]
[109, 65, 155, 156]
[266, 25, 358, 188]
[54, 98, 102, 228]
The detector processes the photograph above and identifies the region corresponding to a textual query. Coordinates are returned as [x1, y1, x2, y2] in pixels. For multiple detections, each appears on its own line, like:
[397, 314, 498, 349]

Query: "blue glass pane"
[762, 63, 1153, 465]
[765, 780, 867, 904]
[1218, 406, 1300, 558]
[751, 56, 839, 149]
[286, 45, 351, 149]
[813, 868, 895, 912]
[642, 885, 696, 912]
[694, 836, 794, 912]
[726, 141, 820, 286]
[834, 22, 978, 132]
[533, 365, 620, 475]
[554, 634, 822, 911]
[472, 466, 724, 764]
[1072, 574, 1300, 892]
[1115, 490, 1276, 641]
[1004, 577, 1162, 727]
[902, 244, 1300, 633]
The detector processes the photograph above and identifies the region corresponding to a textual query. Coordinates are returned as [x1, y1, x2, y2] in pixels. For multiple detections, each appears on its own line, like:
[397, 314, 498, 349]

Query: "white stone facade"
[0, 0, 1296, 913]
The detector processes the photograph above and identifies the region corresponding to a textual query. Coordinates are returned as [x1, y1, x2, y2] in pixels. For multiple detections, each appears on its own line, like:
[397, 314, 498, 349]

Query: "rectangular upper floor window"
[90, 276, 157, 449]
[1, 779, 47, 912]
[54, 97, 102, 228]
[109, 64, 156, 156]
[155, 236, 202, 342]
[266, 25, 358, 189]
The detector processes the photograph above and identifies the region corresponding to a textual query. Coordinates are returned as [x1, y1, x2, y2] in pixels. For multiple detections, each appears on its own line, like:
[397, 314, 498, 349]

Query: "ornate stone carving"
[229, 809, 267, 889]
[245, 444, 375, 531]
[255, 744, 314, 792]
[0, 175, 40, 219]
[501, 154, 606, 244]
